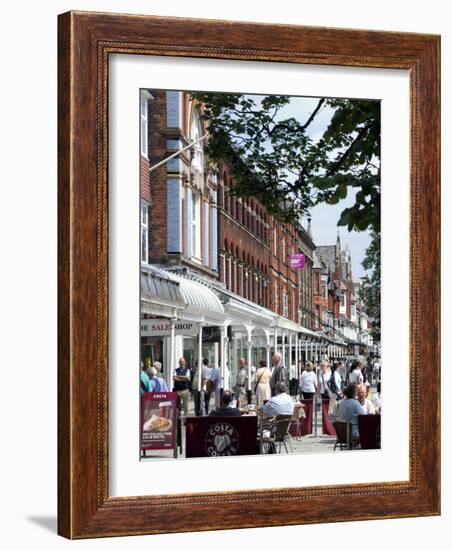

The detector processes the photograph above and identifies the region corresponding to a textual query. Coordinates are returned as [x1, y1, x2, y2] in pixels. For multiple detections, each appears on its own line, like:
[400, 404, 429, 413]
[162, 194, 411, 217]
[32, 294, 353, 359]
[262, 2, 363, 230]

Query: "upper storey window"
[191, 109, 204, 188]
[140, 91, 152, 158]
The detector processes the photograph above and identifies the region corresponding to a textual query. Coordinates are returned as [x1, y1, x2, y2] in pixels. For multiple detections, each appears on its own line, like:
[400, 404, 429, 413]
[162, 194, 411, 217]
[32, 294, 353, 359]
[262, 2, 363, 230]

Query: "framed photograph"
[58, 11, 440, 538]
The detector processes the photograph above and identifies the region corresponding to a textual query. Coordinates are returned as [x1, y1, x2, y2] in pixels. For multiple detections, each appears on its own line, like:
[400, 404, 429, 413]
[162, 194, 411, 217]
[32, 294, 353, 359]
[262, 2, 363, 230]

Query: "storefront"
[140, 266, 185, 370]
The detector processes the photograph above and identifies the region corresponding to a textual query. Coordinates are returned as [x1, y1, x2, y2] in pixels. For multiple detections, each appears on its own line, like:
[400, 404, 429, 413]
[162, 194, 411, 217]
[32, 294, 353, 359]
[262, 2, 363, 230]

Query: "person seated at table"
[337, 383, 365, 439]
[262, 382, 294, 418]
[357, 383, 375, 415]
[209, 390, 242, 417]
[372, 382, 382, 413]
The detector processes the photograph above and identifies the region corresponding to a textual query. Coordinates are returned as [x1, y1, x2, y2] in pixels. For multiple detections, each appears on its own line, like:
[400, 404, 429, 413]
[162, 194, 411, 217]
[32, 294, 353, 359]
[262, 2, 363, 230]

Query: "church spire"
[307, 215, 312, 238]
[335, 230, 341, 260]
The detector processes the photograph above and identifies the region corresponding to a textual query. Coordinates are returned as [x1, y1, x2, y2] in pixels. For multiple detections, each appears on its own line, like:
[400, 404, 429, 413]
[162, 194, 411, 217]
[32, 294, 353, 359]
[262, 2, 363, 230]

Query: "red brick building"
[315, 235, 360, 350]
[141, 89, 316, 327]
[140, 89, 325, 377]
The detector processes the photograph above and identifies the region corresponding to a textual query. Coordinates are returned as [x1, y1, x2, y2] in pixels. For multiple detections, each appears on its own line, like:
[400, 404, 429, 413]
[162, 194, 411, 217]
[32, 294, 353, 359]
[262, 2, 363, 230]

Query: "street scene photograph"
[139, 88, 381, 459]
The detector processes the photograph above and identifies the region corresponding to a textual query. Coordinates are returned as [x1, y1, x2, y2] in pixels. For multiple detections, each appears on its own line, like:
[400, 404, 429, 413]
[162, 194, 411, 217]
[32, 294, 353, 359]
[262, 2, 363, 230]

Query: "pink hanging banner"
[290, 253, 305, 269]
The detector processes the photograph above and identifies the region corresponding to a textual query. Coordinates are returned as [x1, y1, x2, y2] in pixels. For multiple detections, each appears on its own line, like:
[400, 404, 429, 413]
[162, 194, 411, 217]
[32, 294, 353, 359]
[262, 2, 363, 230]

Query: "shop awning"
[298, 326, 324, 339]
[214, 286, 275, 330]
[169, 273, 226, 325]
[141, 266, 185, 318]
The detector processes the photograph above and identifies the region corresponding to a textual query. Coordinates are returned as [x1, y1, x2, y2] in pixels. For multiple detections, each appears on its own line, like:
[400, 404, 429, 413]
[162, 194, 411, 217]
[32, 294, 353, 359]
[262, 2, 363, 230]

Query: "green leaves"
[360, 231, 381, 341]
[190, 92, 380, 229]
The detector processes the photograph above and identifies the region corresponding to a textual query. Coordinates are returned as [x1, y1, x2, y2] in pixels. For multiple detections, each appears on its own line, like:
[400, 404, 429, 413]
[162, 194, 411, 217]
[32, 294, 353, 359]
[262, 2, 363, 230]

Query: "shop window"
[283, 292, 289, 318]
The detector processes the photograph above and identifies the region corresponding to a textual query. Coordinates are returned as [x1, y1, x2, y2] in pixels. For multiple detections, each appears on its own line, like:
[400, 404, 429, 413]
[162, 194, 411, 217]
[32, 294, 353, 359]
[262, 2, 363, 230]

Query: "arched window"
[225, 256, 230, 290]
[237, 199, 242, 224]
[230, 242, 235, 292]
[225, 177, 230, 213]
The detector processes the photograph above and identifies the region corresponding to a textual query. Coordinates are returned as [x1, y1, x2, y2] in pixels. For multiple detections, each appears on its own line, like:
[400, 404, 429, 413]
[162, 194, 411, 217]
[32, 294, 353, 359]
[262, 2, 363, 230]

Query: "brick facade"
[140, 89, 316, 326]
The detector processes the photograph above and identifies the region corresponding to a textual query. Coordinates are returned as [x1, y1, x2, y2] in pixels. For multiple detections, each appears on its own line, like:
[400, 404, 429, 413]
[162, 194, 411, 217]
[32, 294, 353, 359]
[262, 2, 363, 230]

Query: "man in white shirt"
[263, 382, 294, 417]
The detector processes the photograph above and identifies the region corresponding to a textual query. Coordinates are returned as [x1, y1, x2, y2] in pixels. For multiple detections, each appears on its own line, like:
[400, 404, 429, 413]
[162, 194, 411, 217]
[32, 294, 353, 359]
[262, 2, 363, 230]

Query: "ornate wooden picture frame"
[58, 11, 440, 538]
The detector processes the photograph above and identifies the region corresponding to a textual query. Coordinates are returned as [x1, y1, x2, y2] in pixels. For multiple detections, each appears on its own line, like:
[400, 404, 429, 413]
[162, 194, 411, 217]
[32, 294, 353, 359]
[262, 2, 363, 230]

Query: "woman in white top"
[349, 360, 364, 385]
[299, 362, 317, 400]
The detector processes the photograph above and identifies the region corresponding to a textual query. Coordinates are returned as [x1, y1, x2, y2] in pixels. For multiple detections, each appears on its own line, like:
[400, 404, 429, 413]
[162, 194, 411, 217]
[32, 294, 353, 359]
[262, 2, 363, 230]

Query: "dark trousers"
[290, 378, 299, 396]
[204, 391, 211, 415]
[193, 390, 204, 416]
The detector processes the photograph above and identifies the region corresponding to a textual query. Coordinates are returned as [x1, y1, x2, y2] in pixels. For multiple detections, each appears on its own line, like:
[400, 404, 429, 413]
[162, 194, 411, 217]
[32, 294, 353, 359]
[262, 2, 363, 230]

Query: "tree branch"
[300, 98, 326, 130]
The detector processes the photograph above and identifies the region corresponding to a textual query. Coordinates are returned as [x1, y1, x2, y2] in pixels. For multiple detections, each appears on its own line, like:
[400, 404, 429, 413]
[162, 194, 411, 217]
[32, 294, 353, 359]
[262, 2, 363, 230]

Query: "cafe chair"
[289, 403, 305, 439]
[332, 421, 359, 451]
[260, 414, 293, 454]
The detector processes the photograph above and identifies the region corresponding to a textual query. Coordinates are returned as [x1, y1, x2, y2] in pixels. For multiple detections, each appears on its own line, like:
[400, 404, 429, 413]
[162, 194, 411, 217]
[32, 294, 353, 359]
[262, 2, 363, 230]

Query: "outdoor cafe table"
[185, 415, 258, 457]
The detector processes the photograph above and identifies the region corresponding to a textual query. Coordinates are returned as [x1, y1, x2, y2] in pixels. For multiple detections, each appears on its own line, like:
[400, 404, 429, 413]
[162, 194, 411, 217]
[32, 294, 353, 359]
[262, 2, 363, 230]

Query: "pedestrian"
[327, 362, 343, 418]
[254, 359, 272, 407]
[317, 361, 332, 401]
[269, 352, 286, 397]
[173, 357, 191, 417]
[299, 361, 317, 400]
[140, 361, 153, 395]
[373, 359, 381, 384]
[234, 357, 248, 407]
[349, 360, 364, 385]
[192, 359, 208, 416]
[202, 358, 213, 415]
[289, 361, 298, 396]
[364, 357, 373, 384]
[208, 361, 221, 408]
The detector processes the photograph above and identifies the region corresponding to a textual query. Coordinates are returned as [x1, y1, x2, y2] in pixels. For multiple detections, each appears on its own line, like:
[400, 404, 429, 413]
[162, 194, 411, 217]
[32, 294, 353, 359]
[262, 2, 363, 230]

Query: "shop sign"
[141, 318, 198, 337]
[290, 253, 305, 269]
[141, 392, 177, 451]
